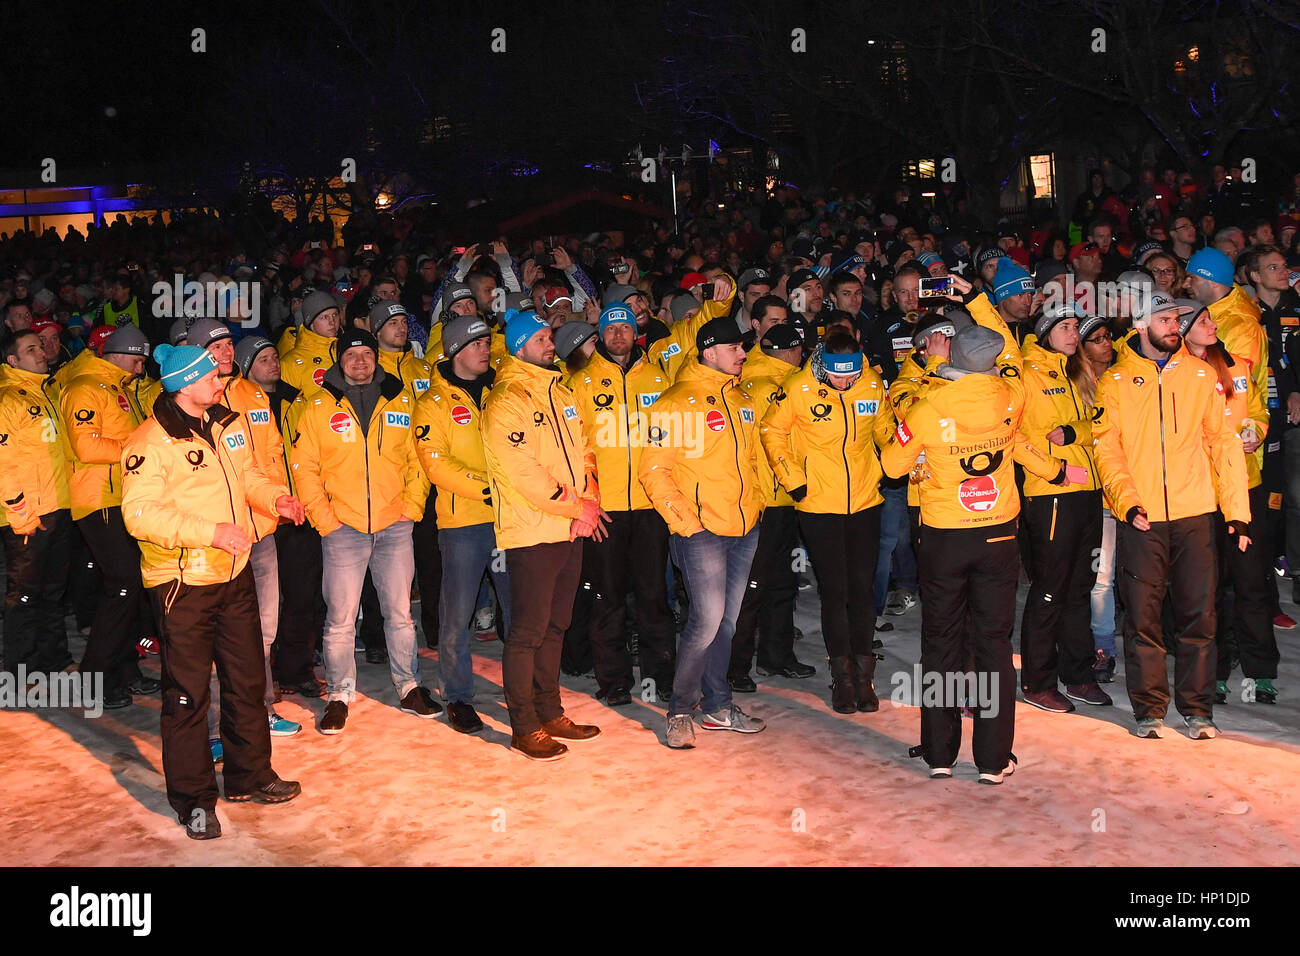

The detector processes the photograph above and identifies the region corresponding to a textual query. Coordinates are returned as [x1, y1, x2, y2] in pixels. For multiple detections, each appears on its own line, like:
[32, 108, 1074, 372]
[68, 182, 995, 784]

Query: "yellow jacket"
[890, 351, 952, 507]
[121, 393, 290, 589]
[739, 353, 800, 508]
[60, 355, 152, 519]
[881, 370, 1065, 528]
[968, 295, 1026, 414]
[378, 347, 434, 402]
[0, 367, 72, 533]
[220, 373, 286, 539]
[412, 364, 495, 529]
[1208, 286, 1267, 480]
[482, 355, 599, 550]
[647, 279, 737, 381]
[638, 358, 764, 537]
[1018, 340, 1101, 497]
[1204, 344, 1268, 491]
[567, 346, 671, 513]
[424, 323, 509, 369]
[760, 362, 896, 514]
[281, 325, 338, 394]
[288, 367, 428, 536]
[1093, 342, 1250, 525]
[276, 324, 298, 357]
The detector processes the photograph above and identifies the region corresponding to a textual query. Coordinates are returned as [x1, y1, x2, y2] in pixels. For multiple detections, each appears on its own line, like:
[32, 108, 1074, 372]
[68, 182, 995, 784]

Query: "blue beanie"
[992, 258, 1035, 302]
[915, 252, 942, 268]
[156, 343, 218, 393]
[504, 309, 550, 356]
[1187, 247, 1235, 287]
[599, 303, 636, 334]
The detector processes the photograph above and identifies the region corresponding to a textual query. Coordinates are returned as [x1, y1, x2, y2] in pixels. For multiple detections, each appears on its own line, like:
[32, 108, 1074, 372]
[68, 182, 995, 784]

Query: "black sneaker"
[756, 659, 816, 679]
[365, 646, 389, 664]
[875, 615, 894, 633]
[728, 675, 758, 693]
[602, 686, 633, 706]
[447, 701, 484, 734]
[225, 776, 302, 803]
[128, 675, 161, 695]
[103, 689, 133, 710]
[319, 700, 348, 734]
[182, 811, 221, 840]
[400, 686, 443, 718]
[280, 678, 324, 699]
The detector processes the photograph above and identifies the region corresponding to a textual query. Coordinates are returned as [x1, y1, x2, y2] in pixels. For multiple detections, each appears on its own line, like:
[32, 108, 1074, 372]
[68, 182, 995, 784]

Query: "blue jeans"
[321, 521, 418, 703]
[1091, 509, 1117, 656]
[873, 484, 914, 613]
[437, 522, 511, 702]
[667, 527, 759, 718]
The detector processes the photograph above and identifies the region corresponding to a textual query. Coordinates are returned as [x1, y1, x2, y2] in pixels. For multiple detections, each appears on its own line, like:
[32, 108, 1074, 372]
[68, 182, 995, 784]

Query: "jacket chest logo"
[413, 379, 430, 393]
[563, 405, 578, 420]
[1042, 387, 1066, 396]
[594, 393, 615, 409]
[313, 368, 326, 386]
[248, 409, 271, 425]
[451, 404, 473, 425]
[124, 454, 145, 473]
[705, 409, 726, 432]
[384, 411, 410, 428]
[185, 449, 208, 470]
[224, 431, 247, 451]
[533, 411, 546, 426]
[1233, 376, 1248, 393]
[854, 399, 878, 416]
[508, 431, 526, 446]
[117, 395, 130, 413]
[329, 412, 353, 434]
[639, 392, 661, 407]
[810, 402, 832, 421]
[1132, 376, 1144, 387]
[740, 408, 755, 424]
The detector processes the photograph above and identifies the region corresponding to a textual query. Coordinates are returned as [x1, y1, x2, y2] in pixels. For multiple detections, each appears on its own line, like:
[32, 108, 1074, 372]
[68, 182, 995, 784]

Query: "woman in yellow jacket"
[280, 291, 342, 393]
[761, 329, 897, 713]
[1178, 300, 1281, 706]
[1017, 302, 1110, 713]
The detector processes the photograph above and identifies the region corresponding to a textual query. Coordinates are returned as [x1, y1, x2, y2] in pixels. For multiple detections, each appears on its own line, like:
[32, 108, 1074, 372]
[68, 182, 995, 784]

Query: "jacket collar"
[154, 390, 238, 440]
[320, 364, 402, 403]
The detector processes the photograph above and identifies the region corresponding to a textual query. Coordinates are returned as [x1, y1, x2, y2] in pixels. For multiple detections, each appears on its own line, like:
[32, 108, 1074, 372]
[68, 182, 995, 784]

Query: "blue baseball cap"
[504, 309, 550, 356]
[1187, 247, 1234, 287]
[598, 304, 636, 334]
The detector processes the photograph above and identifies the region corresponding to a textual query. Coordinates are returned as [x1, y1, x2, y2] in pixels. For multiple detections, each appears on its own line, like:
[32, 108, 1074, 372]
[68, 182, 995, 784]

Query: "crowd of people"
[0, 161, 1293, 839]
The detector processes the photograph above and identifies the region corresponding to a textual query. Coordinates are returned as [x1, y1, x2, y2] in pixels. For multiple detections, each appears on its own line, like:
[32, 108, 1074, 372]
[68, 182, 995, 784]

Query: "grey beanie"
[168, 316, 193, 346]
[101, 325, 151, 357]
[235, 336, 276, 378]
[948, 325, 1003, 374]
[501, 291, 534, 315]
[601, 283, 639, 307]
[442, 281, 476, 315]
[187, 317, 233, 348]
[1175, 297, 1208, 337]
[442, 316, 492, 359]
[299, 290, 338, 328]
[911, 309, 972, 350]
[554, 321, 597, 361]
[669, 291, 699, 324]
[368, 299, 408, 334]
[1034, 301, 1084, 341]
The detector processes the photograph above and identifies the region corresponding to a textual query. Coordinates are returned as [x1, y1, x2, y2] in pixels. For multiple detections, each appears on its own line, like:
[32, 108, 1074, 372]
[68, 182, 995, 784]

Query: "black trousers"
[67, 527, 99, 631]
[149, 567, 275, 822]
[2, 510, 73, 673]
[731, 505, 798, 677]
[1019, 491, 1102, 691]
[504, 540, 583, 735]
[799, 506, 882, 658]
[1215, 485, 1280, 680]
[273, 521, 325, 684]
[917, 520, 1019, 772]
[76, 507, 146, 693]
[1116, 514, 1217, 721]
[360, 489, 442, 648]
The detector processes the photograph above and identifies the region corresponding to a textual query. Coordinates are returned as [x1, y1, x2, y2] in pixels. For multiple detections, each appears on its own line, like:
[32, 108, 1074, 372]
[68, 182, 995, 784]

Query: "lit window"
[1029, 153, 1056, 200]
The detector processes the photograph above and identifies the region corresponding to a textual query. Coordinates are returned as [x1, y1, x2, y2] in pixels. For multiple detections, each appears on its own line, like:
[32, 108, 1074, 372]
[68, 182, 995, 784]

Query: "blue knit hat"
[915, 252, 942, 269]
[598, 303, 636, 334]
[504, 309, 550, 355]
[992, 258, 1035, 302]
[1187, 247, 1234, 287]
[156, 343, 218, 393]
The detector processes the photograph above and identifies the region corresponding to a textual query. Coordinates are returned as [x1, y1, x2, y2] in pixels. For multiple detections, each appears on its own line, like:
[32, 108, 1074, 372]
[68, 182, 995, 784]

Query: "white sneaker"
[473, 607, 495, 634]
[929, 766, 953, 779]
[977, 757, 1017, 785]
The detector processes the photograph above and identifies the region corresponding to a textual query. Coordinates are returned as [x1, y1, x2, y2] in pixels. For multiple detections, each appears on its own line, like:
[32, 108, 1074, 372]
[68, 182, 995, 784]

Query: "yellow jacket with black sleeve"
[646, 277, 737, 381]
[120, 392, 290, 589]
[481, 354, 599, 550]
[0, 366, 72, 533]
[59, 355, 152, 520]
[1018, 339, 1101, 497]
[412, 363, 495, 530]
[881, 369, 1067, 529]
[288, 365, 428, 537]
[1092, 341, 1250, 526]
[566, 344, 671, 513]
[760, 362, 896, 515]
[638, 358, 764, 537]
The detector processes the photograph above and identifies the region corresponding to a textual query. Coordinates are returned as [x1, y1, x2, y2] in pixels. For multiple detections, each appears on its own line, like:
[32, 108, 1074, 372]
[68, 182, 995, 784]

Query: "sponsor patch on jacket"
[248, 409, 271, 425]
[450, 404, 473, 425]
[705, 409, 726, 432]
[639, 392, 661, 407]
[563, 405, 578, 420]
[854, 399, 878, 416]
[224, 430, 247, 451]
[1042, 386, 1066, 396]
[385, 411, 411, 428]
[740, 408, 755, 423]
[958, 475, 1000, 512]
[117, 395, 130, 413]
[1233, 375, 1248, 393]
[313, 368, 326, 386]
[661, 342, 682, 358]
[413, 378, 430, 393]
[329, 412, 353, 433]
[897, 422, 913, 445]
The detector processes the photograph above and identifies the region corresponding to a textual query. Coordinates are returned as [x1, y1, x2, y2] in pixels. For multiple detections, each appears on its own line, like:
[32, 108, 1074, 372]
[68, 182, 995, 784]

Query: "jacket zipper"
[838, 392, 851, 514]
[620, 364, 632, 511]
[721, 385, 744, 528]
[1064, 366, 1097, 491]
[547, 380, 578, 488]
[1156, 369, 1171, 521]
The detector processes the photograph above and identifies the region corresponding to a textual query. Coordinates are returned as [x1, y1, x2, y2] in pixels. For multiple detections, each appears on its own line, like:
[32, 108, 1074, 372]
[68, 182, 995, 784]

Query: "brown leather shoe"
[511, 730, 568, 761]
[541, 714, 601, 741]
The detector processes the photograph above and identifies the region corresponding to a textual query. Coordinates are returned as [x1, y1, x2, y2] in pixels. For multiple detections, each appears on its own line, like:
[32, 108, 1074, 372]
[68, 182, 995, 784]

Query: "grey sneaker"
[666, 714, 696, 749]
[1184, 716, 1220, 740]
[885, 589, 918, 615]
[700, 705, 766, 734]
[1132, 716, 1164, 738]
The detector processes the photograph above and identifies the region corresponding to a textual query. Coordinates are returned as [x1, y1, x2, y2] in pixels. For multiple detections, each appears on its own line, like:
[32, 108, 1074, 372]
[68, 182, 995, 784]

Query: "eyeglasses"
[1087, 331, 1114, 342]
[1149, 267, 1176, 276]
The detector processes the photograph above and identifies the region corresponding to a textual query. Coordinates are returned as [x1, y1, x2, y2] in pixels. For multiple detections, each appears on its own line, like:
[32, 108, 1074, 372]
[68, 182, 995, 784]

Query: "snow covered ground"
[1, 583, 1296, 866]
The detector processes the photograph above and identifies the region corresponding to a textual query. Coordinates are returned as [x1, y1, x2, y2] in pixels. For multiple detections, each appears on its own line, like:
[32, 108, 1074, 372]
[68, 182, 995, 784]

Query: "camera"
[536, 250, 553, 268]
[918, 275, 953, 299]
[612, 261, 630, 275]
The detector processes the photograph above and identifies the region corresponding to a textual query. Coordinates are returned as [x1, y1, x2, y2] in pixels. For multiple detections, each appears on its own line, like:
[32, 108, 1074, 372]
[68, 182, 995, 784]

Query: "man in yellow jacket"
[0, 330, 75, 676]
[881, 324, 1086, 783]
[640, 314, 767, 749]
[187, 319, 300, 735]
[730, 323, 814, 690]
[647, 273, 736, 380]
[565, 303, 676, 707]
[1092, 289, 1252, 740]
[60, 324, 158, 710]
[412, 315, 507, 734]
[482, 310, 605, 761]
[121, 343, 304, 839]
[290, 327, 435, 734]
[280, 291, 342, 394]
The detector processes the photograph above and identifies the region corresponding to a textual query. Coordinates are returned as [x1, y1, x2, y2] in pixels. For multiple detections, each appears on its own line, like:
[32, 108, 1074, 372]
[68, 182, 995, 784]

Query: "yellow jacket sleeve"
[120, 441, 219, 550]
[1204, 382, 1252, 525]
[1092, 374, 1141, 520]
[289, 408, 343, 537]
[61, 387, 125, 465]
[638, 401, 706, 537]
[483, 391, 585, 520]
[759, 383, 803, 491]
[412, 398, 489, 500]
[879, 402, 931, 478]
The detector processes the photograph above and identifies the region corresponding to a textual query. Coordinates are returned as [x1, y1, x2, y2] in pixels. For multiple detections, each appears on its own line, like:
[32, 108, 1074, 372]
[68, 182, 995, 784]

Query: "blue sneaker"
[268, 712, 301, 737]
[210, 738, 224, 764]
